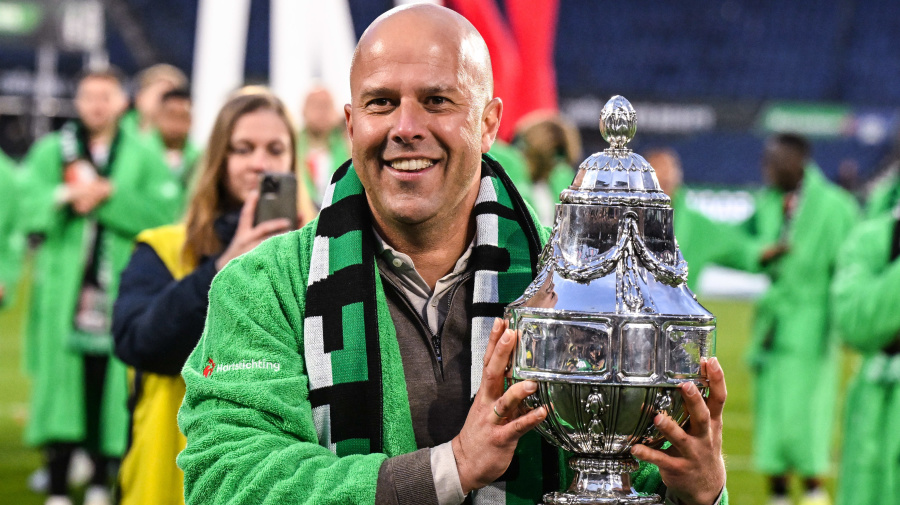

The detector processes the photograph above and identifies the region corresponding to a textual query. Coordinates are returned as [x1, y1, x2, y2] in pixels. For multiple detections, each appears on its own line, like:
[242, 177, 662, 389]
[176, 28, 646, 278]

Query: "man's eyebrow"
[359, 87, 396, 101]
[420, 85, 458, 96]
[358, 85, 460, 101]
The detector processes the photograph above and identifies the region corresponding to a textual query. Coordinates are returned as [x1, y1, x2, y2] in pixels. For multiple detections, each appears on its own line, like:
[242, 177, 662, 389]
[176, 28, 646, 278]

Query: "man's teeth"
[390, 159, 434, 171]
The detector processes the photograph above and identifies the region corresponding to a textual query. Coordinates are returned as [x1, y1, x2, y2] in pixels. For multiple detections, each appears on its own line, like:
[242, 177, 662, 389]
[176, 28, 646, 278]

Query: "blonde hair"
[183, 87, 314, 262]
[136, 63, 187, 91]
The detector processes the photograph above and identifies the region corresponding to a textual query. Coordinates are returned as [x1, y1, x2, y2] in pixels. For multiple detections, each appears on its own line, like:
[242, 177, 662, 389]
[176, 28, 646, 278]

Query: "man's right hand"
[215, 191, 291, 271]
[760, 243, 789, 266]
[68, 178, 112, 215]
[451, 318, 547, 494]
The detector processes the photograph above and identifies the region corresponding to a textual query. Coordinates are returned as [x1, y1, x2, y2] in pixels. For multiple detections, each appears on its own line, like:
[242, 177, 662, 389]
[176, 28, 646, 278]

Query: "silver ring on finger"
[493, 404, 508, 421]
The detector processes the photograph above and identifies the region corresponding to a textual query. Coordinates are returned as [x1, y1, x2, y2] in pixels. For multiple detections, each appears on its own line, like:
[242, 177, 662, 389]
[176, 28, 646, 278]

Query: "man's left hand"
[630, 357, 727, 505]
[70, 178, 112, 215]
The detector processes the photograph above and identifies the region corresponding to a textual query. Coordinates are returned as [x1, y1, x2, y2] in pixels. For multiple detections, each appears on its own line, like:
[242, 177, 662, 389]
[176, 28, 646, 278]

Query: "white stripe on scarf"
[471, 175, 500, 398]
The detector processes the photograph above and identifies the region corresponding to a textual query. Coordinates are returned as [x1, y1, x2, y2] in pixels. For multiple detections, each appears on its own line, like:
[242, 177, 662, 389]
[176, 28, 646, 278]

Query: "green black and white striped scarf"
[303, 155, 556, 502]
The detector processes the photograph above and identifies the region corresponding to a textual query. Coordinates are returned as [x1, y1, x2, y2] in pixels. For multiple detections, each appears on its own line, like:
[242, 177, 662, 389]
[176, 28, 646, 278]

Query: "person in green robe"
[177, 5, 729, 504]
[141, 88, 201, 214]
[830, 210, 900, 505]
[741, 134, 859, 505]
[486, 139, 534, 203]
[296, 86, 350, 206]
[19, 69, 181, 505]
[0, 149, 23, 307]
[119, 63, 188, 138]
[644, 148, 760, 293]
[512, 114, 580, 227]
[863, 162, 900, 219]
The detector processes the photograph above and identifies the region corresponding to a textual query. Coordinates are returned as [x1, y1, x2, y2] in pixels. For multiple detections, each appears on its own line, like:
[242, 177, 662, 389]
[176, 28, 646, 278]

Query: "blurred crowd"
[0, 60, 898, 505]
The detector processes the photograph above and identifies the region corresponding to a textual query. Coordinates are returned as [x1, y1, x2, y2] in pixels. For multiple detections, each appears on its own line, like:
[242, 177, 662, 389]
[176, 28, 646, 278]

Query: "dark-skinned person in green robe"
[863, 161, 900, 219]
[119, 63, 188, 139]
[0, 149, 23, 307]
[741, 134, 859, 505]
[830, 210, 900, 505]
[19, 69, 181, 505]
[644, 148, 760, 293]
[142, 87, 201, 213]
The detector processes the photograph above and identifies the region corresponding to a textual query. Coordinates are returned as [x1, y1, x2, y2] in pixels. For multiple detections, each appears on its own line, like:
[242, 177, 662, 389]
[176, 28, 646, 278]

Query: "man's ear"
[480, 97, 503, 153]
[344, 103, 353, 139]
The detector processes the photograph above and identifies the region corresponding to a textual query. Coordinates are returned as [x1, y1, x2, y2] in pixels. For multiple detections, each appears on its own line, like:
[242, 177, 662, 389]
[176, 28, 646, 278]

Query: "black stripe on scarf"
[306, 160, 383, 449]
[483, 154, 542, 278]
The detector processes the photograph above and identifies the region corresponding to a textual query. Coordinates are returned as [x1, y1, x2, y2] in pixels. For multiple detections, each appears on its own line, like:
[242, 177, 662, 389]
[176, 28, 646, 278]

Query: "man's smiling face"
[345, 7, 500, 231]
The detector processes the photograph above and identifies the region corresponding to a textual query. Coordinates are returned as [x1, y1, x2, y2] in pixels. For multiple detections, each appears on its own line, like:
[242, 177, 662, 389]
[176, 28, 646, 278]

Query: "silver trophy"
[506, 95, 716, 505]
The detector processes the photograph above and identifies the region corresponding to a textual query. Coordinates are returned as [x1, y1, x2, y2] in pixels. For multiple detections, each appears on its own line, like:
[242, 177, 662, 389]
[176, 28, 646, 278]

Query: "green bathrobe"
[297, 128, 350, 205]
[19, 124, 181, 454]
[177, 160, 700, 504]
[487, 142, 576, 227]
[742, 166, 859, 476]
[671, 190, 760, 293]
[119, 109, 144, 138]
[487, 141, 534, 205]
[0, 150, 23, 306]
[864, 173, 900, 219]
[142, 129, 202, 211]
[831, 214, 900, 505]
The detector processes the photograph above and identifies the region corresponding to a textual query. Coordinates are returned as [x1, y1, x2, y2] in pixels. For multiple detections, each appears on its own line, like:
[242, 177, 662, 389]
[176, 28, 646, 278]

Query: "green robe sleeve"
[0, 152, 24, 303]
[831, 216, 900, 353]
[94, 139, 182, 235]
[487, 142, 534, 205]
[864, 175, 899, 219]
[177, 228, 385, 505]
[19, 134, 67, 236]
[674, 192, 765, 291]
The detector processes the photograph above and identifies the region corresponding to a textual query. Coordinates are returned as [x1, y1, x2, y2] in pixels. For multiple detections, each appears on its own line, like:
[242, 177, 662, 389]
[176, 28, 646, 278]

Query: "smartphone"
[254, 172, 298, 229]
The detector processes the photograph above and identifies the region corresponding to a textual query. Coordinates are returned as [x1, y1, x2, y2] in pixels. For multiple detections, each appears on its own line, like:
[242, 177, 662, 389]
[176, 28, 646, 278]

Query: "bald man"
[177, 5, 726, 505]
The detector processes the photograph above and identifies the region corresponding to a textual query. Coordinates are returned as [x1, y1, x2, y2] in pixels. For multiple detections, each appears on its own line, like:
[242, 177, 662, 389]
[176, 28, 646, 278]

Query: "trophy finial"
[599, 95, 637, 149]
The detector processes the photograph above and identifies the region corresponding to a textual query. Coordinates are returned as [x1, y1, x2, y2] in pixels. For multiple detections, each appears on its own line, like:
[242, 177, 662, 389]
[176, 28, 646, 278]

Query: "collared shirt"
[373, 230, 474, 338]
[373, 228, 470, 505]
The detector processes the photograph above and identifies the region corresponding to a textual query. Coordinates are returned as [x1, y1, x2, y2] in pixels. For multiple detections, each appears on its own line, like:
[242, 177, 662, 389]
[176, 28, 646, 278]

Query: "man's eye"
[367, 98, 392, 108]
[426, 96, 447, 106]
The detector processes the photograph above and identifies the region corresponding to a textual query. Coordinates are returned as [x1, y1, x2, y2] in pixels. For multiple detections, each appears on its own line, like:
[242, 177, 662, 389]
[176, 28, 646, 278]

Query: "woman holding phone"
[111, 87, 314, 505]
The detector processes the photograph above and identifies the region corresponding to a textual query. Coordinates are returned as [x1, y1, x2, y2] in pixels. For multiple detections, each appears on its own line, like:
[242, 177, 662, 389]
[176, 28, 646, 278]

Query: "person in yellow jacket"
[111, 88, 312, 505]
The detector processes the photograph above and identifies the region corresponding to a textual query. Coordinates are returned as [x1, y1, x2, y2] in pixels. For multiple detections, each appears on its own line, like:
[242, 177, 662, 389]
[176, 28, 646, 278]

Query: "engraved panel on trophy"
[665, 325, 713, 378]
[619, 322, 656, 380]
[518, 318, 611, 375]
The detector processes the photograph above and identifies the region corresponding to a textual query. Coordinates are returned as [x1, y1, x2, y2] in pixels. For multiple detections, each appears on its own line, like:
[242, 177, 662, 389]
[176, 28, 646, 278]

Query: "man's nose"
[391, 100, 426, 144]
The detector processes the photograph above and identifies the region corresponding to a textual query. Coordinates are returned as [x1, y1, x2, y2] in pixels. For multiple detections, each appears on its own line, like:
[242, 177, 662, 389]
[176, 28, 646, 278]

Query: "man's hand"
[451, 318, 547, 494]
[69, 178, 112, 215]
[631, 357, 727, 505]
[760, 243, 789, 266]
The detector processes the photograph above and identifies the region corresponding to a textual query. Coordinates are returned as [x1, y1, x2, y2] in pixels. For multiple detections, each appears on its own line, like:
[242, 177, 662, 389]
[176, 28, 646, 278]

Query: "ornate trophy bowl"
[505, 96, 715, 504]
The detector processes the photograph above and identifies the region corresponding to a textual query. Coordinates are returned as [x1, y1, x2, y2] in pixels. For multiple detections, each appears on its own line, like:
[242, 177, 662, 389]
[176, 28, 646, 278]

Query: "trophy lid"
[560, 95, 670, 207]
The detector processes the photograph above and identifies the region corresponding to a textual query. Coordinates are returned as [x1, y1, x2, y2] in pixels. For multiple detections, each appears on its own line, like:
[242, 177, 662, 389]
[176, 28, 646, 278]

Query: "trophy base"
[542, 491, 659, 505]
[542, 456, 663, 505]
